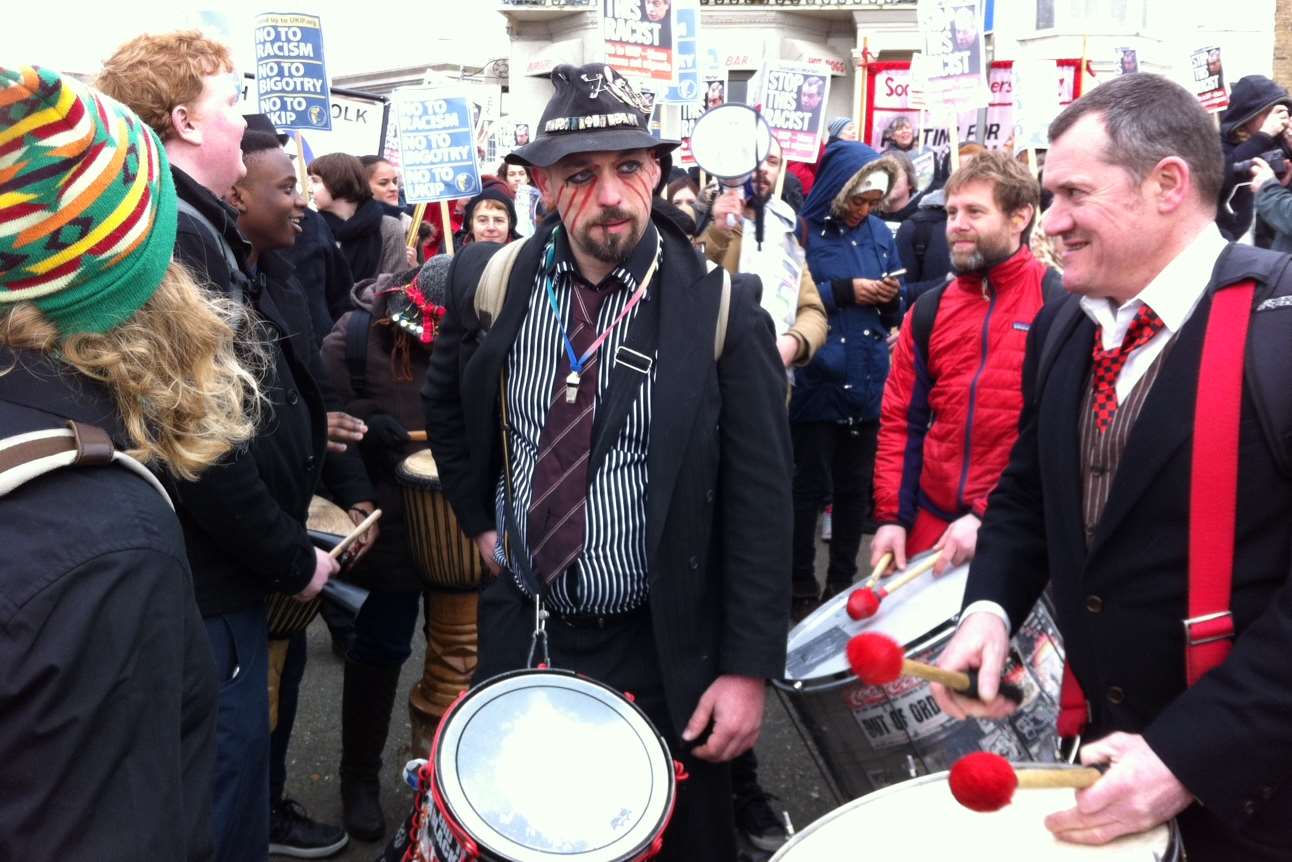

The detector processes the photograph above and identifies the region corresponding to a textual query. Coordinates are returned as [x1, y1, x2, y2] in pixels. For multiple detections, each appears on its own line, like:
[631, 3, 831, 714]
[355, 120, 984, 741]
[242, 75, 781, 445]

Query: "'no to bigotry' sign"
[393, 89, 482, 204]
[255, 13, 332, 131]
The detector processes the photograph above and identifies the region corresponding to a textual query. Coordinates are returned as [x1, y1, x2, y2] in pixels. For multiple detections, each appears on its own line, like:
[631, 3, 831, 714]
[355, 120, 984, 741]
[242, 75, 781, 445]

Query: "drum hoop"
[767, 765, 1179, 861]
[774, 618, 958, 695]
[433, 669, 676, 862]
[396, 451, 442, 486]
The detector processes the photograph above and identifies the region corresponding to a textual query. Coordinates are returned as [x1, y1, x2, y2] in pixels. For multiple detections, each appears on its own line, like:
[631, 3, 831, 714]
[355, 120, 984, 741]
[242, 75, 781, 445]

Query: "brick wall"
[1276, 0, 1292, 83]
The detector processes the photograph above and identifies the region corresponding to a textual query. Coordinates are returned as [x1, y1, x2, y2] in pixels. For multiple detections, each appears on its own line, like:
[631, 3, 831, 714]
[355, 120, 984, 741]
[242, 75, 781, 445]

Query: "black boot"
[340, 658, 402, 841]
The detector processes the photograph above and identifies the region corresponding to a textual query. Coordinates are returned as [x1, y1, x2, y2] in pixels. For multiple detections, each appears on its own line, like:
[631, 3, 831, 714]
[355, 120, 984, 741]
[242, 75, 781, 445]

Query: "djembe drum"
[396, 449, 484, 754]
[266, 495, 352, 729]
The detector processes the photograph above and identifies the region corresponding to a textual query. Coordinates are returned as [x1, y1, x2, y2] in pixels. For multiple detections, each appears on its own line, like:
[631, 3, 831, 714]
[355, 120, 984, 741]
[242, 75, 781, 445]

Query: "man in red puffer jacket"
[872, 151, 1062, 573]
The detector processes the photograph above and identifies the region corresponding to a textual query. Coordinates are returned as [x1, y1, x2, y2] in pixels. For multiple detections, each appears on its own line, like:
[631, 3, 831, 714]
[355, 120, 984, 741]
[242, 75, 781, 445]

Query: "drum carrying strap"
[0, 421, 172, 508]
[1058, 280, 1252, 742]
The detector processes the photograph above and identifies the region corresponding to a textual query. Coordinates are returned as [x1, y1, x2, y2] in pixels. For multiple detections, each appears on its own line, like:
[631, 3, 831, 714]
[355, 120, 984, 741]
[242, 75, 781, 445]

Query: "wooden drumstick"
[408, 430, 428, 442]
[846, 632, 1024, 704]
[329, 509, 382, 559]
[861, 551, 893, 589]
[846, 553, 941, 620]
[949, 752, 1103, 812]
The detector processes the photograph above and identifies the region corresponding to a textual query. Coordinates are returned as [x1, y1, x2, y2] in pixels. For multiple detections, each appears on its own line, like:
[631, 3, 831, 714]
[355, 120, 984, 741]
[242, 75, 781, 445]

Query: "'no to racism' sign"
[393, 89, 482, 204]
[255, 13, 332, 131]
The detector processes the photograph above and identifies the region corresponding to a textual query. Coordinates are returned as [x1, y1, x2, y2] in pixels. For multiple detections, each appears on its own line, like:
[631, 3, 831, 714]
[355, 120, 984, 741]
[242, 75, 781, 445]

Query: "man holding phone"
[871, 151, 1059, 574]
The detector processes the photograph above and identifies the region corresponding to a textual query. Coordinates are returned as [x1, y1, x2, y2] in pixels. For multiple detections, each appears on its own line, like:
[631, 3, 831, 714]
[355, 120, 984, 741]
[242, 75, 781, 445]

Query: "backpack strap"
[0, 421, 172, 508]
[911, 212, 937, 263]
[910, 282, 948, 366]
[704, 259, 732, 360]
[473, 237, 528, 331]
[343, 309, 373, 399]
[176, 198, 246, 307]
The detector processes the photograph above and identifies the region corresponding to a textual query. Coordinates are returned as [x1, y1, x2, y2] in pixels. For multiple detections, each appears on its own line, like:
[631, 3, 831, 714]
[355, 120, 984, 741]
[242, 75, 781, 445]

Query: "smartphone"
[882, 268, 908, 280]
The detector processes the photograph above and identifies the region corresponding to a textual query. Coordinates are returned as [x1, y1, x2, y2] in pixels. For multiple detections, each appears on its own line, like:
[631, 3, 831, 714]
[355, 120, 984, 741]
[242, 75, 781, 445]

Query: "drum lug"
[673, 760, 690, 783]
[1057, 734, 1083, 765]
[624, 690, 636, 703]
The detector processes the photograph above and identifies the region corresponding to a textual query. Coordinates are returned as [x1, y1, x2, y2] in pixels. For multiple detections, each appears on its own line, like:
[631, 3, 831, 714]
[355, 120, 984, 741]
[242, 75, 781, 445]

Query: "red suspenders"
[1057, 280, 1255, 742]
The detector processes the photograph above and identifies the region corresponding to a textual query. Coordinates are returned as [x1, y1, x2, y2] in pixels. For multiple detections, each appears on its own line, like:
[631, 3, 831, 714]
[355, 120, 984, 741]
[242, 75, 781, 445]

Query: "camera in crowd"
[1234, 147, 1290, 178]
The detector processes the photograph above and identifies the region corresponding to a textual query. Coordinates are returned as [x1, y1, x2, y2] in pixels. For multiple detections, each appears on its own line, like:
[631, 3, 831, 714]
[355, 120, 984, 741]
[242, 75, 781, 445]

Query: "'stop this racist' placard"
[602, 0, 677, 86]
[760, 61, 829, 163]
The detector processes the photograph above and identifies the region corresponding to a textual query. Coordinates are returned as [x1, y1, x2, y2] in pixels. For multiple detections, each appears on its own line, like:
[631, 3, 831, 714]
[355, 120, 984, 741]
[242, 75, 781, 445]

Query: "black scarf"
[320, 198, 385, 281]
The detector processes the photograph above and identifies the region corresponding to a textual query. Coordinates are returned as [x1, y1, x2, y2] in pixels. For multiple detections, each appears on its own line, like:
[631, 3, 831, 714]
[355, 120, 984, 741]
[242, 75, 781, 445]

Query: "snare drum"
[407, 669, 678, 862]
[396, 449, 485, 590]
[266, 496, 352, 639]
[774, 549, 1065, 799]
[771, 766, 1180, 860]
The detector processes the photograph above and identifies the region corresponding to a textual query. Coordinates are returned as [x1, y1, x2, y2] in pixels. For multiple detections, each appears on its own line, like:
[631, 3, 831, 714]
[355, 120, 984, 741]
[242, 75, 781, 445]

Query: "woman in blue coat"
[790, 141, 905, 617]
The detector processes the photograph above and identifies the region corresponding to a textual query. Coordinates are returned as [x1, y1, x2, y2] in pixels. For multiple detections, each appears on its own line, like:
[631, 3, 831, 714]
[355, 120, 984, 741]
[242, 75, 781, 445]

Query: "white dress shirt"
[962, 224, 1229, 634]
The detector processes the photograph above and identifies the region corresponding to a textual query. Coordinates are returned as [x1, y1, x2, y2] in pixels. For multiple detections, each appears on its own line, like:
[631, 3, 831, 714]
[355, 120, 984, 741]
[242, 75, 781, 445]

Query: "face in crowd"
[843, 190, 883, 228]
[670, 184, 697, 209]
[705, 81, 725, 110]
[367, 160, 401, 206]
[233, 146, 307, 252]
[799, 78, 824, 113]
[532, 148, 662, 265]
[891, 119, 916, 149]
[753, 140, 783, 200]
[184, 70, 247, 196]
[1041, 113, 1143, 297]
[505, 164, 530, 193]
[644, 0, 670, 22]
[945, 178, 1031, 274]
[469, 200, 511, 244]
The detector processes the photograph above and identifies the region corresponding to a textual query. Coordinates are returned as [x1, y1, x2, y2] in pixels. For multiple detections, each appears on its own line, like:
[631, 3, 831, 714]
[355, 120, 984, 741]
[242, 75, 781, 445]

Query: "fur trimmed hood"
[829, 155, 901, 220]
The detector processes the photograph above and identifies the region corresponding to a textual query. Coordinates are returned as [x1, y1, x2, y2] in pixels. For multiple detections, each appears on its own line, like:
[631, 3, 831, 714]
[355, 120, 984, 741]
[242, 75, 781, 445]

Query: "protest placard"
[602, 0, 676, 86]
[661, 0, 700, 104]
[238, 75, 387, 161]
[916, 0, 986, 111]
[1191, 46, 1229, 112]
[254, 13, 332, 131]
[392, 88, 482, 204]
[866, 59, 1081, 154]
[759, 61, 829, 163]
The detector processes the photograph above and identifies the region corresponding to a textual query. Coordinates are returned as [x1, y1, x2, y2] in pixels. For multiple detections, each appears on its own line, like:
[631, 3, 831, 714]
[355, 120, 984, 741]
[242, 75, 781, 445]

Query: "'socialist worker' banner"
[1191, 46, 1229, 112]
[255, 13, 332, 131]
[866, 60, 1082, 154]
[393, 89, 482, 204]
[760, 61, 830, 163]
[603, 0, 677, 86]
[916, 0, 986, 110]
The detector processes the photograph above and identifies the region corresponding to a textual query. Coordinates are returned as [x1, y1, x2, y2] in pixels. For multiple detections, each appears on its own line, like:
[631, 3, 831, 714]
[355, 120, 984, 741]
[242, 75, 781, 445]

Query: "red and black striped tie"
[526, 281, 610, 585]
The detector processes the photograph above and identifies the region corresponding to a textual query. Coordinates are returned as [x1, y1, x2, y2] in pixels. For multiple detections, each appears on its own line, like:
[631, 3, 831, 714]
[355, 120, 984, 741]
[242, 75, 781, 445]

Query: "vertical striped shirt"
[494, 224, 661, 615]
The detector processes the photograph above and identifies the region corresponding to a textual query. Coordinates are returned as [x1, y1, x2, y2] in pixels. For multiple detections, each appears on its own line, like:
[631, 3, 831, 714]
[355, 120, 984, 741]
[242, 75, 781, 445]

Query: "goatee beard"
[951, 237, 1016, 276]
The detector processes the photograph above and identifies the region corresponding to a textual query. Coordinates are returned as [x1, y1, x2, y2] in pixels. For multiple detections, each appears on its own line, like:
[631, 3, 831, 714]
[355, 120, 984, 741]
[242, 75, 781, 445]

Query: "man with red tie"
[931, 73, 1292, 860]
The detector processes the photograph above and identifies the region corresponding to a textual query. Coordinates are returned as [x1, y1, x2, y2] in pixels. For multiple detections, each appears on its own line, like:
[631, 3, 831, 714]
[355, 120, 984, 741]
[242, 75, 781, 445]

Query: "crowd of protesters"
[4, 25, 1292, 862]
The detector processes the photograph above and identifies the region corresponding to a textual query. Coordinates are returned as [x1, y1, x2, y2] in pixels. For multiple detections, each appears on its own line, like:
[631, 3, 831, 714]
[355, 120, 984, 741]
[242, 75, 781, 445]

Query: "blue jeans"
[204, 606, 270, 862]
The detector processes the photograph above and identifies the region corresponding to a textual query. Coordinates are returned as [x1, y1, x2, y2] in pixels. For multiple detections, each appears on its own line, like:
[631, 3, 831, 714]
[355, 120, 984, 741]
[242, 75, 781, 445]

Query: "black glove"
[359, 413, 411, 474]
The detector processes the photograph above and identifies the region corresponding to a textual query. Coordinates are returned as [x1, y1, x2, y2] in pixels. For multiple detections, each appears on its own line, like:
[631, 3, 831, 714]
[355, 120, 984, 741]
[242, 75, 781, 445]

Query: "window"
[1037, 0, 1056, 28]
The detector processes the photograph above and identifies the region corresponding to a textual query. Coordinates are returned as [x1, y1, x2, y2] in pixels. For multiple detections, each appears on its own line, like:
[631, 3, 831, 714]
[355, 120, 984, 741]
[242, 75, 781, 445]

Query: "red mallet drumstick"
[408, 430, 428, 442]
[948, 752, 1103, 812]
[845, 553, 940, 620]
[845, 633, 1024, 704]
[329, 509, 383, 560]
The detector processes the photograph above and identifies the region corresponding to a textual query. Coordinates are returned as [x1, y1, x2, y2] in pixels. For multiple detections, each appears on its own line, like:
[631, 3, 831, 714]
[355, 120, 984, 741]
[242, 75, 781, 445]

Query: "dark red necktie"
[1090, 304, 1165, 432]
[526, 281, 610, 585]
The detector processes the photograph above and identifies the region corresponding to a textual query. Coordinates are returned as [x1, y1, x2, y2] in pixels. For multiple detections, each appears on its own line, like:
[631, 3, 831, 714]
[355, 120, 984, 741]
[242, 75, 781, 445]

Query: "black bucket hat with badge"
[507, 63, 678, 168]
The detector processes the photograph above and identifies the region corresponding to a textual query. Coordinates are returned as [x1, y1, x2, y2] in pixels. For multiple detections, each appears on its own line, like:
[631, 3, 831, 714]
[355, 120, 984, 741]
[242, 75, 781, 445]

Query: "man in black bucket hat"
[424, 63, 793, 859]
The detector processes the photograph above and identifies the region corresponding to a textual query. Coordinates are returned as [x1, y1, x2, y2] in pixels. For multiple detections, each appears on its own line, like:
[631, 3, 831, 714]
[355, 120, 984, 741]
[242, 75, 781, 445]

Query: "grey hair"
[1048, 73, 1224, 211]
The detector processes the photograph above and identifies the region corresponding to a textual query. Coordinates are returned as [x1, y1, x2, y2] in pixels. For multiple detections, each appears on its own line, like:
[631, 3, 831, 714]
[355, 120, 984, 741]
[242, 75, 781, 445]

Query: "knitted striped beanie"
[0, 65, 177, 335]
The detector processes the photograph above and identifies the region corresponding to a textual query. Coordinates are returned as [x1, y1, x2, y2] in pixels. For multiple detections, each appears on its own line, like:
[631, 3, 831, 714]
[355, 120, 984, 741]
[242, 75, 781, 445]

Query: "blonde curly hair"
[2, 261, 266, 481]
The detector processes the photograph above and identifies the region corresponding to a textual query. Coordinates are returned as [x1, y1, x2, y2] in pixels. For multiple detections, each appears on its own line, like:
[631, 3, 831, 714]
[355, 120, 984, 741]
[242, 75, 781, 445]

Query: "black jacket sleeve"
[716, 274, 794, 679]
[424, 245, 497, 538]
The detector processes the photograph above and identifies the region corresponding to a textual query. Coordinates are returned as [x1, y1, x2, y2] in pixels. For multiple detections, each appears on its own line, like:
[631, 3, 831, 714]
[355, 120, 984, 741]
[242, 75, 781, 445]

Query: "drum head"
[397, 449, 441, 486]
[435, 670, 674, 862]
[784, 550, 969, 683]
[772, 767, 1175, 860]
[307, 495, 352, 537]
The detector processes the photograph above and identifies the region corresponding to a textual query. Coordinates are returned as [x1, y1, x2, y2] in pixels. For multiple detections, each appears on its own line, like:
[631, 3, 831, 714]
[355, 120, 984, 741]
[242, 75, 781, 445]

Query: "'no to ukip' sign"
[393, 89, 483, 204]
[255, 12, 333, 131]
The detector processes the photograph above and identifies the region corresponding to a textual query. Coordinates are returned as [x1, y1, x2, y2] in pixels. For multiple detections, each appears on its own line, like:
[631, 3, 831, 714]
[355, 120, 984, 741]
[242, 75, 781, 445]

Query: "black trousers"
[790, 419, 879, 600]
[473, 575, 738, 862]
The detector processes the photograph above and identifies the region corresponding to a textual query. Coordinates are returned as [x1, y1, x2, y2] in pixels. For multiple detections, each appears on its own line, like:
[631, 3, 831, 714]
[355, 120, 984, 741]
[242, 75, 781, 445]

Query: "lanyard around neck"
[541, 232, 661, 376]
